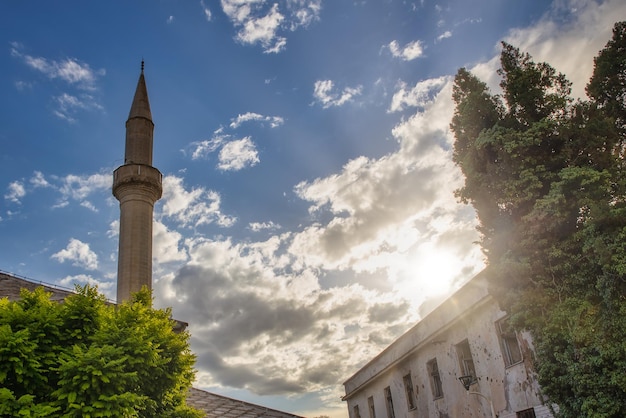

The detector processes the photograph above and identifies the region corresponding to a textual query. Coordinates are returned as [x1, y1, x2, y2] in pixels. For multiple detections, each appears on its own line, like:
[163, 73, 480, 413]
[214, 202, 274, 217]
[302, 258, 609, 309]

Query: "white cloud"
[153, 220, 188, 264]
[313, 80, 363, 108]
[167, 15, 175, 24]
[190, 136, 227, 160]
[218, 137, 260, 171]
[160, 175, 237, 228]
[230, 112, 284, 129]
[51, 238, 99, 270]
[436, 30, 452, 42]
[56, 173, 111, 207]
[237, 3, 286, 52]
[11, 43, 104, 90]
[292, 80, 484, 305]
[10, 44, 105, 121]
[387, 39, 424, 61]
[200, 0, 212, 21]
[389, 76, 448, 113]
[289, 0, 322, 29]
[502, 0, 626, 100]
[248, 221, 281, 232]
[4, 181, 26, 204]
[220, 0, 321, 53]
[53, 93, 103, 122]
[107, 220, 119, 238]
[189, 132, 260, 171]
[80, 200, 99, 212]
[30, 171, 50, 188]
[59, 274, 114, 298]
[154, 235, 416, 397]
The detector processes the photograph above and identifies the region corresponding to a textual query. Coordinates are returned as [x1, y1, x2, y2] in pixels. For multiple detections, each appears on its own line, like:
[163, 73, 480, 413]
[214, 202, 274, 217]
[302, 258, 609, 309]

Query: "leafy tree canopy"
[0, 285, 201, 418]
[451, 21, 626, 418]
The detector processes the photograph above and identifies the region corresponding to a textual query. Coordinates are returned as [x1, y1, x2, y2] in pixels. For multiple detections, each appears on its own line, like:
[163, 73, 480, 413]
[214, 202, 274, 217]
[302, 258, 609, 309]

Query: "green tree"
[451, 22, 626, 418]
[0, 285, 202, 418]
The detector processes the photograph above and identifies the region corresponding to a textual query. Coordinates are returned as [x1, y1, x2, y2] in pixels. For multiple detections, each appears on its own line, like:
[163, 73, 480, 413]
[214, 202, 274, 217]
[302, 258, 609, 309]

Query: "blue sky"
[1, 1, 625, 416]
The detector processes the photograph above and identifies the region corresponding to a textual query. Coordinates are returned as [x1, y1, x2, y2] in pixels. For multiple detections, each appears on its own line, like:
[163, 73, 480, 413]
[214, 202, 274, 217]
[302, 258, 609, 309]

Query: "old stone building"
[342, 273, 554, 418]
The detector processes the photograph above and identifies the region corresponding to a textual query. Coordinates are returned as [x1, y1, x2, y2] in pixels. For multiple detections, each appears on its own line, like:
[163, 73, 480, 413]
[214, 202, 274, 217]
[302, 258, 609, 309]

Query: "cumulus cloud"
[502, 0, 626, 100]
[51, 238, 99, 270]
[59, 274, 115, 299]
[155, 236, 415, 396]
[218, 137, 260, 171]
[152, 76, 485, 403]
[153, 220, 188, 264]
[5, 171, 110, 211]
[248, 221, 281, 232]
[160, 175, 237, 228]
[292, 80, 484, 304]
[389, 76, 448, 113]
[30, 171, 50, 188]
[189, 129, 261, 171]
[313, 80, 363, 108]
[189, 135, 226, 161]
[56, 173, 111, 208]
[387, 39, 424, 61]
[230, 112, 284, 129]
[220, 0, 321, 53]
[4, 181, 26, 204]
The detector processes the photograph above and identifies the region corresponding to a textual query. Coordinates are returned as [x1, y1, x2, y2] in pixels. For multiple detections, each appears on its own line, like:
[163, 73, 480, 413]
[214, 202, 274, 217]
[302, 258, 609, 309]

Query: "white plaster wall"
[345, 277, 552, 418]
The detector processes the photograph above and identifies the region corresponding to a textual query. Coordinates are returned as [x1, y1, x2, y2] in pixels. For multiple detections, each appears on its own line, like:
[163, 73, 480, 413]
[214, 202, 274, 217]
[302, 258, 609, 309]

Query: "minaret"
[113, 62, 162, 303]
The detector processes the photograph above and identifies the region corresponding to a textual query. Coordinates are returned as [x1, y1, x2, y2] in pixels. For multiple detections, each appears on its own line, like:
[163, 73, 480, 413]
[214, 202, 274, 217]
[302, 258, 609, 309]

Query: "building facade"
[343, 274, 554, 418]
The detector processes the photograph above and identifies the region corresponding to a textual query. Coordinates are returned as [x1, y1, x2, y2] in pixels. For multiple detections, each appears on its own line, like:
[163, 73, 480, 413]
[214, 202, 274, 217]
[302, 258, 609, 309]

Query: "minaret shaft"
[113, 67, 162, 303]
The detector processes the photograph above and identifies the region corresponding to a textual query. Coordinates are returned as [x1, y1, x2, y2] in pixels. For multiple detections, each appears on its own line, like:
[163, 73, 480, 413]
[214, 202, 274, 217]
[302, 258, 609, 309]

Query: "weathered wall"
[344, 275, 552, 418]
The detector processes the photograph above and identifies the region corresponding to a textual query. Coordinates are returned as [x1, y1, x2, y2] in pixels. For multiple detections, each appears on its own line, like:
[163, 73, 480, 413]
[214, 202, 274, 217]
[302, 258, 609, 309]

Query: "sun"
[397, 243, 462, 303]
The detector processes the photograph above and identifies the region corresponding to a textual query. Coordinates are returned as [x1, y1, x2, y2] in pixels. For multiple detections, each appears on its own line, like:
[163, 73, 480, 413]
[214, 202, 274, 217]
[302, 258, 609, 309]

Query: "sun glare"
[397, 244, 461, 306]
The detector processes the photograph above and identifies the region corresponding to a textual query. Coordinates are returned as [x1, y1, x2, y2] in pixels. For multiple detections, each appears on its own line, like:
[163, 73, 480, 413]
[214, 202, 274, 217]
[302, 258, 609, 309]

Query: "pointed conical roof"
[128, 63, 152, 121]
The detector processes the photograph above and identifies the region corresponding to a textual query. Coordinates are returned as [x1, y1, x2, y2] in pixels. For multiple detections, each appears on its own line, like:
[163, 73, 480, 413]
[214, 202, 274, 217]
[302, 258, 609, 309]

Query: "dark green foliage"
[0, 286, 202, 418]
[451, 22, 626, 417]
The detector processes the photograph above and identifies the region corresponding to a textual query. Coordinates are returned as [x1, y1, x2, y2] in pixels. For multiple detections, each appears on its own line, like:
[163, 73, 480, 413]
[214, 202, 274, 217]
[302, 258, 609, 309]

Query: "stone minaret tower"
[113, 62, 162, 303]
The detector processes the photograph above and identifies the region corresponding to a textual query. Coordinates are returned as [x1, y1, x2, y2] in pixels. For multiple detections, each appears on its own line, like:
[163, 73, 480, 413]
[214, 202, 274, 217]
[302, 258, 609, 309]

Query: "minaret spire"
[113, 63, 163, 303]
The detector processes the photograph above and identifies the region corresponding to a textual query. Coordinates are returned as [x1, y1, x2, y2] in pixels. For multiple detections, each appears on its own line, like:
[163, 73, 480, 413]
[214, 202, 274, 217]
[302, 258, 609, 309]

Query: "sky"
[1, 1, 625, 417]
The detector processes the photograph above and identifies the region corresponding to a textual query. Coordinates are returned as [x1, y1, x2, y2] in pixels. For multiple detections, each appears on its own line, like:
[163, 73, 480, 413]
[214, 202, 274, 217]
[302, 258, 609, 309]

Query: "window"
[384, 386, 395, 418]
[403, 374, 417, 410]
[497, 317, 523, 366]
[427, 359, 444, 399]
[353, 405, 362, 418]
[456, 339, 476, 378]
[516, 407, 537, 418]
[368, 396, 376, 418]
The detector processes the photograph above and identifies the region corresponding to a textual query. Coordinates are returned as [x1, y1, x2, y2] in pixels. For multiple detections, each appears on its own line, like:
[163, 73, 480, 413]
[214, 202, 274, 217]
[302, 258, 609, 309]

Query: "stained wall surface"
[343, 274, 554, 418]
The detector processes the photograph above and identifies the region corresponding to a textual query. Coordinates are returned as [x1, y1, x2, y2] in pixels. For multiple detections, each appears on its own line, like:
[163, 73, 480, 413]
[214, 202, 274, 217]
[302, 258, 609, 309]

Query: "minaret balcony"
[113, 163, 163, 203]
